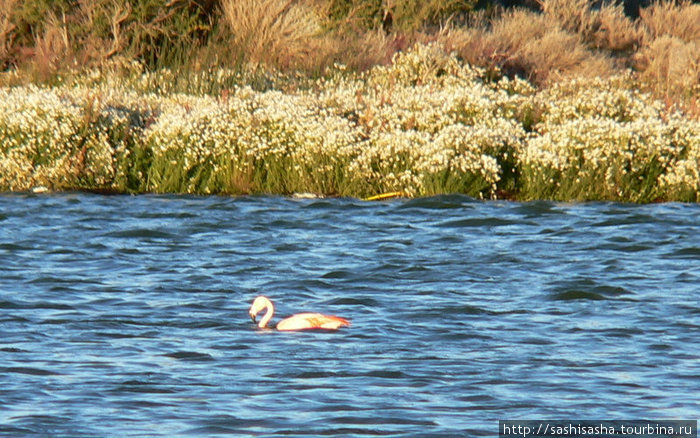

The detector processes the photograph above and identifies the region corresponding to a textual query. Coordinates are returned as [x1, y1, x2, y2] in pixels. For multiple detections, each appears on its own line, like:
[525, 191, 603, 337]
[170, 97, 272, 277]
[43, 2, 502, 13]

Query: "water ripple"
[0, 194, 699, 436]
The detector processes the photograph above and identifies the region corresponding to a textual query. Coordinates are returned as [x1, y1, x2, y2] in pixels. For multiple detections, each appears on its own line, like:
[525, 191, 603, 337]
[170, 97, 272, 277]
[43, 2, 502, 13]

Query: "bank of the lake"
[1, 44, 699, 203]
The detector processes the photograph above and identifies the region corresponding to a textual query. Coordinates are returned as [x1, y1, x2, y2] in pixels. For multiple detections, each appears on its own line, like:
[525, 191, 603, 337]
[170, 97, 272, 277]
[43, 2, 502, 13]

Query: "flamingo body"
[249, 296, 350, 331]
[277, 313, 351, 331]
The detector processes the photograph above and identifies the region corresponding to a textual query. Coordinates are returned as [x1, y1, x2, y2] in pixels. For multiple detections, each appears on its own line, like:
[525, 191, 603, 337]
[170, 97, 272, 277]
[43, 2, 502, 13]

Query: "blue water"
[1, 193, 698, 437]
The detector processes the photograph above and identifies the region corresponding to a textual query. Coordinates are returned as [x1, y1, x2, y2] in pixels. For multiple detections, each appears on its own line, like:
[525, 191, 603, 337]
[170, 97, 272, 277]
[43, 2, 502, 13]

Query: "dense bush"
[1, 44, 698, 202]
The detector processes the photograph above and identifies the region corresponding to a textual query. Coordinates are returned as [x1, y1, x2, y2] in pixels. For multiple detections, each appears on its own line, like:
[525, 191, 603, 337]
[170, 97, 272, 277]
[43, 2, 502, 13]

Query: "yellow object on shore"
[362, 191, 405, 201]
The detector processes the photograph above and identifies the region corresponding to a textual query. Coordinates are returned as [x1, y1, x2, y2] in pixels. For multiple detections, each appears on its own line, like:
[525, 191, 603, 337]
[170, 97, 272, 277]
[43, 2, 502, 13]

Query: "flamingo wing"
[277, 313, 351, 331]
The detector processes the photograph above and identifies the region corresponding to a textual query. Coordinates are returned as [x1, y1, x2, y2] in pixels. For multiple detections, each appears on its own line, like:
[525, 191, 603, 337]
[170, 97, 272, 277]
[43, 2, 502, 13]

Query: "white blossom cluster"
[521, 75, 700, 200]
[0, 84, 139, 190]
[658, 116, 700, 197]
[0, 43, 698, 201]
[143, 87, 361, 194]
[313, 45, 529, 197]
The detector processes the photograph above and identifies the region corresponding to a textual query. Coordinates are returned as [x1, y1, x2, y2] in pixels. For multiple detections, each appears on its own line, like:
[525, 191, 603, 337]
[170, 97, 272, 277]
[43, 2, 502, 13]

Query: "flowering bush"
[0, 43, 698, 202]
[521, 76, 700, 201]
[0, 85, 138, 191]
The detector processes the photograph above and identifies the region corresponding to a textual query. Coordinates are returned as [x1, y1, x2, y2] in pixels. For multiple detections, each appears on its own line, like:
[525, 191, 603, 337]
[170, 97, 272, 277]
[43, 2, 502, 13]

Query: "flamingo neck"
[259, 300, 274, 328]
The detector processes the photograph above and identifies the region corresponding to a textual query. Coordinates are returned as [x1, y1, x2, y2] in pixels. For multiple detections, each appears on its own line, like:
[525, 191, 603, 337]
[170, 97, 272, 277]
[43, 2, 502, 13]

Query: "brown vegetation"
[441, 9, 614, 84]
[0, 0, 698, 114]
[635, 1, 700, 102]
[220, 0, 328, 70]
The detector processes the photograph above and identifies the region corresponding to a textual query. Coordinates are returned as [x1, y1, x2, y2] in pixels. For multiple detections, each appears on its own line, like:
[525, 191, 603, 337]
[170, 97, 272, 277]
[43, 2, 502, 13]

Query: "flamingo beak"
[249, 311, 257, 323]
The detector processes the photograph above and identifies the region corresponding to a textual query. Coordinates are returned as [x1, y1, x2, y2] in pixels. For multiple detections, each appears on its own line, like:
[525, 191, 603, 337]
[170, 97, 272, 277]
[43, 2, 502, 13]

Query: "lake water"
[1, 193, 698, 437]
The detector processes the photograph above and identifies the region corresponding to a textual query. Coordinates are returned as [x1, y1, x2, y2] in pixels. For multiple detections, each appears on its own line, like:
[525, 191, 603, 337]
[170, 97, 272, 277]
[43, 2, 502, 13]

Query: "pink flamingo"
[249, 296, 351, 331]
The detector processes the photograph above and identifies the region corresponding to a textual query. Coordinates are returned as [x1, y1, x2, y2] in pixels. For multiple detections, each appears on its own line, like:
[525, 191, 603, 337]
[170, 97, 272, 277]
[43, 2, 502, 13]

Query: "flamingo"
[248, 296, 351, 331]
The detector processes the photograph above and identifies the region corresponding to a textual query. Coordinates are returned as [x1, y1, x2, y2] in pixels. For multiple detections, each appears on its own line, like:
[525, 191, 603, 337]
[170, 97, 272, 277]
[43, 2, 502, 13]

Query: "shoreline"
[4, 186, 676, 204]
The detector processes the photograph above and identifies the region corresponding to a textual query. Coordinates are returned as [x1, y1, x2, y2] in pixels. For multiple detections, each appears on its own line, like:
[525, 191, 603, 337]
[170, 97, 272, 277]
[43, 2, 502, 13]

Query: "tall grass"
[635, 1, 700, 102]
[639, 0, 700, 42]
[220, 0, 330, 71]
[1, 0, 214, 78]
[0, 0, 19, 70]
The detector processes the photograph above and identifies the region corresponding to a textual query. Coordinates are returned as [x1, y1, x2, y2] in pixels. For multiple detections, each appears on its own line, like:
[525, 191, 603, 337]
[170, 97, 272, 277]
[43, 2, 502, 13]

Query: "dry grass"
[441, 9, 613, 85]
[332, 29, 395, 70]
[539, 0, 595, 36]
[4, 0, 212, 76]
[440, 0, 697, 112]
[386, 0, 477, 32]
[221, 0, 331, 71]
[540, 0, 643, 52]
[0, 0, 19, 67]
[639, 0, 700, 42]
[219, 0, 437, 73]
[588, 2, 643, 52]
[635, 35, 700, 98]
[515, 29, 612, 84]
[311, 0, 476, 34]
[33, 10, 72, 77]
[634, 1, 700, 110]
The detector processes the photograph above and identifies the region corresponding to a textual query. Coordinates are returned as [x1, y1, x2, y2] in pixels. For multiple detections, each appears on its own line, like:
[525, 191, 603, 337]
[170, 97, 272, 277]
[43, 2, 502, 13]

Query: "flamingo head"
[249, 295, 272, 324]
